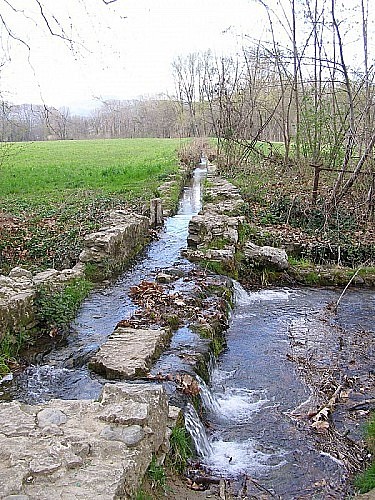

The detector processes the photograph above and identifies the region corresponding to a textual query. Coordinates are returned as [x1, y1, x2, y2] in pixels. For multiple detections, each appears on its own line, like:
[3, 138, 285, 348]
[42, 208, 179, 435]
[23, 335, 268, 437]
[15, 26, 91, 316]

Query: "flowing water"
[185, 284, 375, 497]
[0, 166, 207, 403]
[1, 164, 374, 497]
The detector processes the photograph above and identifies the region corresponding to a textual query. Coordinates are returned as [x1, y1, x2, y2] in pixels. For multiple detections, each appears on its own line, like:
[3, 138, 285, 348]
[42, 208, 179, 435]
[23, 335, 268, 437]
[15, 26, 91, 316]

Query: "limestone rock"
[0, 382, 171, 499]
[9, 268, 33, 280]
[98, 401, 149, 425]
[187, 213, 241, 250]
[244, 242, 289, 270]
[100, 424, 145, 446]
[32, 269, 59, 286]
[37, 408, 67, 428]
[88, 327, 171, 379]
[79, 211, 150, 280]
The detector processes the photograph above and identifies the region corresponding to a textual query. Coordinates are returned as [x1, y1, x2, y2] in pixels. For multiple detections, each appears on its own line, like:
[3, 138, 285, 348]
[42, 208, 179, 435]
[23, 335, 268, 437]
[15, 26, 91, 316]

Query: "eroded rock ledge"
[185, 167, 289, 273]
[0, 382, 178, 499]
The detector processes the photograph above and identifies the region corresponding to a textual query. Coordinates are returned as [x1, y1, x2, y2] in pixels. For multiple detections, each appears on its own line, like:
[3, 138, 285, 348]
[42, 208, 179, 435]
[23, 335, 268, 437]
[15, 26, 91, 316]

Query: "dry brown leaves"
[149, 372, 200, 397]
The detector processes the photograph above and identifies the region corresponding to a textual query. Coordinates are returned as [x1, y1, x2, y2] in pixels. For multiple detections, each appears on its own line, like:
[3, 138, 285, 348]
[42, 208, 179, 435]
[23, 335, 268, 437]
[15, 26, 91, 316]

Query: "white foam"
[198, 373, 268, 422]
[215, 388, 269, 422]
[205, 438, 273, 477]
[233, 281, 291, 306]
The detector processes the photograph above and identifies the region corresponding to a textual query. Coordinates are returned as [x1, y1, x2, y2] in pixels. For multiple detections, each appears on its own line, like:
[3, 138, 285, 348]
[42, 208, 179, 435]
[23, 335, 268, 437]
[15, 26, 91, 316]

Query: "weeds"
[146, 455, 167, 491]
[35, 278, 92, 334]
[167, 425, 192, 474]
[0, 329, 29, 375]
[132, 490, 153, 500]
[355, 413, 375, 493]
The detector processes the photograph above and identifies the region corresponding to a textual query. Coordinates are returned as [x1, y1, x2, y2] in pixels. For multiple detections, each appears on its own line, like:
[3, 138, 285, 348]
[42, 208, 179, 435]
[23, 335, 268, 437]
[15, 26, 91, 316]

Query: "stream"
[0, 166, 206, 403]
[1, 165, 374, 498]
[185, 285, 375, 497]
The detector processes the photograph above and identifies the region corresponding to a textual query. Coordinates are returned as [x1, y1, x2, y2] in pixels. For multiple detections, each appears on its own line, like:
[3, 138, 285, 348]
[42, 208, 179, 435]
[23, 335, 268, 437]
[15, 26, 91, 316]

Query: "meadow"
[0, 138, 186, 273]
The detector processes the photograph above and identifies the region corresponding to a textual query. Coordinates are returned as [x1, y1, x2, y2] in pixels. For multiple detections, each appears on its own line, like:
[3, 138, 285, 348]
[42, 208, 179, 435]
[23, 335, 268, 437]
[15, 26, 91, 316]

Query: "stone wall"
[185, 167, 289, 273]
[0, 210, 152, 342]
[185, 169, 245, 266]
[0, 266, 84, 342]
[79, 210, 150, 281]
[0, 382, 179, 499]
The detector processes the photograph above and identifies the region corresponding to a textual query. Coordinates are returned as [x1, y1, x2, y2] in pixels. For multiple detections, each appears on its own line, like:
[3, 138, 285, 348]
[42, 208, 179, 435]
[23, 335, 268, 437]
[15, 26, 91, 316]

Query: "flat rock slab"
[88, 327, 171, 379]
[0, 382, 171, 499]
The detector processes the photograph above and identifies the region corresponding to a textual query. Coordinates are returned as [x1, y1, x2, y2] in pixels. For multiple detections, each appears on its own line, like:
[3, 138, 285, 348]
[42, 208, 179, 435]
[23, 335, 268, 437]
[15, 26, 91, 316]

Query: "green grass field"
[1, 138, 184, 196]
[0, 138, 186, 273]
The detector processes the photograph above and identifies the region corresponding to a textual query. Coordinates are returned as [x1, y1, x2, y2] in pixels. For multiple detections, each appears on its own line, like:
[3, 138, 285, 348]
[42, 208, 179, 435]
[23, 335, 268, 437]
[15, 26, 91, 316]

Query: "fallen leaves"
[118, 272, 231, 336]
[148, 372, 200, 397]
[174, 373, 200, 396]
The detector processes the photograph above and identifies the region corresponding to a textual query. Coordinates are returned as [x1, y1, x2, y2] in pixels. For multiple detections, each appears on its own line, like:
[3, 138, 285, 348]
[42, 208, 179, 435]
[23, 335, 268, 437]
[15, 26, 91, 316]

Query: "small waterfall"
[197, 371, 269, 423]
[184, 403, 213, 457]
[233, 280, 251, 306]
[196, 374, 221, 414]
[233, 280, 291, 306]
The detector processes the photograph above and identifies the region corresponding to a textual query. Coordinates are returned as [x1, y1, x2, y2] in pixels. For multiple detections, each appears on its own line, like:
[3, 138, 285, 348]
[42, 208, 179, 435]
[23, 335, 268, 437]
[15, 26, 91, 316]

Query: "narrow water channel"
[1, 166, 374, 498]
[0, 166, 207, 403]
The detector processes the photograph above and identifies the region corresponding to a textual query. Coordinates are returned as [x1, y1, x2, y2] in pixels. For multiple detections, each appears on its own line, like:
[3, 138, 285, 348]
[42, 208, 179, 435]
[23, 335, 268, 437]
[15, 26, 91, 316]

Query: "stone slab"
[88, 327, 171, 379]
[0, 382, 171, 499]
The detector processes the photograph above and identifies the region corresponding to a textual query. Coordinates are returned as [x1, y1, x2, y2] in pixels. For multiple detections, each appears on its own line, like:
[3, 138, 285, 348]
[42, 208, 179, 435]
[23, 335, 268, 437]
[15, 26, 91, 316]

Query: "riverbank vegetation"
[355, 414, 375, 493]
[0, 138, 187, 274]
[171, 1, 375, 274]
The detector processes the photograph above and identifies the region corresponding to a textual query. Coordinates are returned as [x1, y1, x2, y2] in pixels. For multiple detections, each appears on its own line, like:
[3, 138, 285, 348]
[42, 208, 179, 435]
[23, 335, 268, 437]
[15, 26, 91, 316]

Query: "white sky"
[0, 0, 262, 114]
[0, 0, 370, 115]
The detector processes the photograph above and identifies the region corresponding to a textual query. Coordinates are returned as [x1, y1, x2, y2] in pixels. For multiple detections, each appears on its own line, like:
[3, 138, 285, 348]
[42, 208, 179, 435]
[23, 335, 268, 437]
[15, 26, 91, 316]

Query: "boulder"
[244, 242, 289, 271]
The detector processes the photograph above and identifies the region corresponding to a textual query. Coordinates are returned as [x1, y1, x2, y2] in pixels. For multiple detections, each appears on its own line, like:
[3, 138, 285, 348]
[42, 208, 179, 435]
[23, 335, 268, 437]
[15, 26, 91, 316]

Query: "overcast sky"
[0, 0, 261, 114]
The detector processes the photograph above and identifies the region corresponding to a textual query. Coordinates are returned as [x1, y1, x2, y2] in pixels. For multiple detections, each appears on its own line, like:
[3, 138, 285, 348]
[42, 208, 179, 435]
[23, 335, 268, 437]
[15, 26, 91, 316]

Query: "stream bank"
[0, 164, 229, 499]
[180, 168, 375, 498]
[0, 163, 374, 499]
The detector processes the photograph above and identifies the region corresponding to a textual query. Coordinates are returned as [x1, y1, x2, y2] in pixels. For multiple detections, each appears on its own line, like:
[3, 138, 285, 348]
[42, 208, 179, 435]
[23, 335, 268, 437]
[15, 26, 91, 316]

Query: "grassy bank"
[355, 413, 375, 494]
[0, 138, 186, 273]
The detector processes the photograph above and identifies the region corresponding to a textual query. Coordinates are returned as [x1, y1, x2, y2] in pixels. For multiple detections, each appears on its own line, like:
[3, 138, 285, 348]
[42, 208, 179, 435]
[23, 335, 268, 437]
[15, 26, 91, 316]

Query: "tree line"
[0, 98, 208, 142]
[172, 0, 374, 217]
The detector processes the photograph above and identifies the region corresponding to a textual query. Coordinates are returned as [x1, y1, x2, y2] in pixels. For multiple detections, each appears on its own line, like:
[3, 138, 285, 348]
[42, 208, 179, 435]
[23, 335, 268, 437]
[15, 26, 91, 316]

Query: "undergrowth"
[166, 424, 193, 474]
[146, 455, 167, 491]
[355, 413, 375, 494]
[35, 278, 92, 335]
[0, 329, 29, 375]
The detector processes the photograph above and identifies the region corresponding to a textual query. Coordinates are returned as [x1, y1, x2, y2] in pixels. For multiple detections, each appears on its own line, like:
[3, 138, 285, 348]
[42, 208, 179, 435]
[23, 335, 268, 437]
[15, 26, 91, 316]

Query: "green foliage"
[355, 413, 375, 493]
[355, 463, 375, 495]
[0, 138, 183, 273]
[165, 314, 181, 330]
[206, 237, 232, 250]
[304, 271, 320, 285]
[146, 455, 167, 491]
[0, 329, 29, 375]
[132, 490, 153, 500]
[238, 221, 256, 244]
[35, 278, 92, 333]
[166, 424, 193, 474]
[202, 259, 239, 280]
[288, 257, 314, 269]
